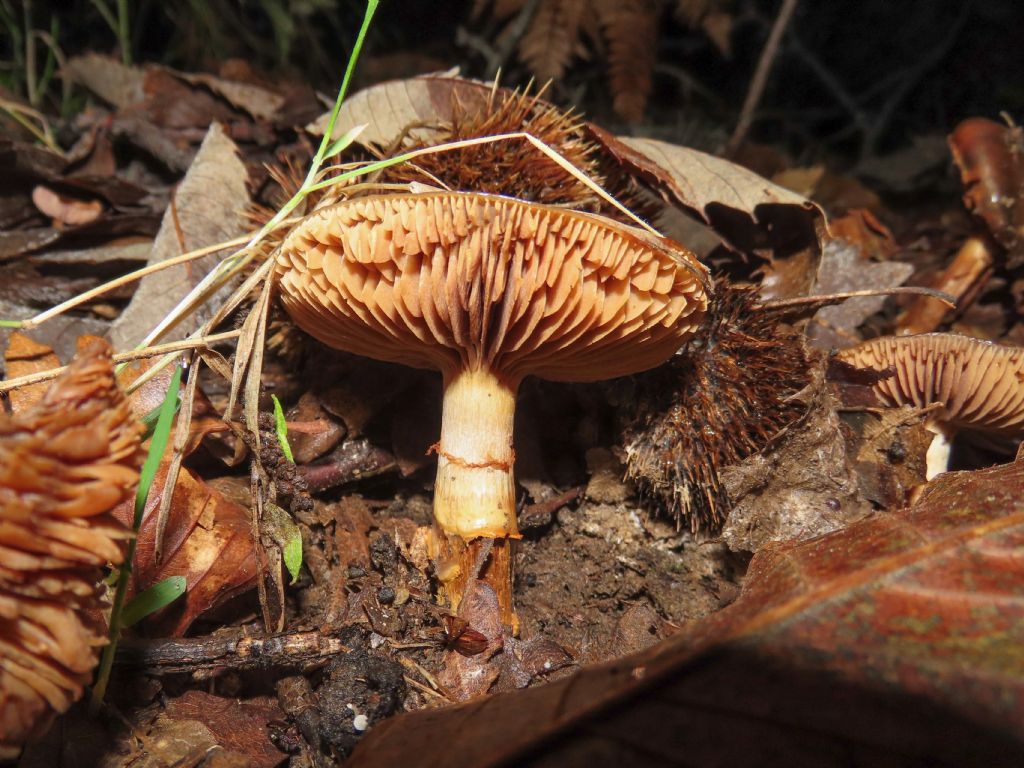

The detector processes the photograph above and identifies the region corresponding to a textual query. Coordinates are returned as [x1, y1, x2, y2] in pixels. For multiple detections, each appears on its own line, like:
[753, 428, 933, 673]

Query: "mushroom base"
[431, 529, 518, 633]
[433, 367, 520, 629]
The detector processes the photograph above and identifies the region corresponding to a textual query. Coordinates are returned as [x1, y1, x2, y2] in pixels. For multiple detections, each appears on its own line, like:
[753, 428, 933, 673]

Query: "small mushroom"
[276, 192, 710, 627]
[837, 333, 1024, 479]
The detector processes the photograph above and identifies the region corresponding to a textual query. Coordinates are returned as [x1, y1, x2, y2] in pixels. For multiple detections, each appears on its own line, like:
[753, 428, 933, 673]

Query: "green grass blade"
[271, 394, 294, 463]
[120, 575, 186, 627]
[91, 363, 183, 711]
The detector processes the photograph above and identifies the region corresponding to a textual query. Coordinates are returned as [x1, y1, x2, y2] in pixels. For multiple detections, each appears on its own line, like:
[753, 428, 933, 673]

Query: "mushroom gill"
[0, 340, 144, 758]
[276, 191, 709, 626]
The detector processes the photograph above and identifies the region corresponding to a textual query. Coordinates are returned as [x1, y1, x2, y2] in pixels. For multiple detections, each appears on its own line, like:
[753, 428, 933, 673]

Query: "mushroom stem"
[925, 422, 955, 480]
[433, 367, 520, 628]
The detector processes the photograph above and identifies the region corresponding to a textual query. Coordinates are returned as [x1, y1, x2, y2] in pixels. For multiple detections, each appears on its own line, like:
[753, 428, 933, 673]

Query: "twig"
[0, 329, 240, 393]
[761, 286, 956, 312]
[726, 0, 800, 157]
[114, 627, 354, 676]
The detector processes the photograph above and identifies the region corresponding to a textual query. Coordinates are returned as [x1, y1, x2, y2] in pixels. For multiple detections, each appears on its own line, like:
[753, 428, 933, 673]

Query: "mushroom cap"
[837, 333, 1024, 433]
[275, 192, 709, 383]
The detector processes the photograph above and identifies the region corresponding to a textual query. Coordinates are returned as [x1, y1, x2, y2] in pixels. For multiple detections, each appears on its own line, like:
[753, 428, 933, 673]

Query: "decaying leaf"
[347, 459, 1024, 767]
[107, 122, 250, 350]
[0, 340, 143, 758]
[587, 126, 825, 272]
[111, 461, 256, 636]
[949, 117, 1024, 267]
[806, 236, 914, 349]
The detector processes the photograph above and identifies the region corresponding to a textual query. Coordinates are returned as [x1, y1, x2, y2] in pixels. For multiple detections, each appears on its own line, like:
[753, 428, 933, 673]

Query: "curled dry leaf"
[348, 460, 1024, 767]
[948, 117, 1024, 267]
[0, 340, 143, 758]
[110, 461, 257, 637]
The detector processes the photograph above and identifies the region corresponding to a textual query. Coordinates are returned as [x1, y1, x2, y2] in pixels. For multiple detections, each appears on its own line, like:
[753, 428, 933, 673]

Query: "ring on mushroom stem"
[837, 333, 1024, 480]
[275, 191, 710, 630]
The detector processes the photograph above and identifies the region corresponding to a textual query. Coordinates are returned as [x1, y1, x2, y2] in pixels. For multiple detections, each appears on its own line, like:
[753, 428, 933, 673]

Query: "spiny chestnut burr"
[621, 282, 812, 534]
[275, 191, 709, 629]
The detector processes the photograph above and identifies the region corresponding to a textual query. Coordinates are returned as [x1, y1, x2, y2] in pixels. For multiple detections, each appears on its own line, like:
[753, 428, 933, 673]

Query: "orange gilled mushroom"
[838, 333, 1024, 480]
[276, 192, 710, 629]
[0, 340, 143, 758]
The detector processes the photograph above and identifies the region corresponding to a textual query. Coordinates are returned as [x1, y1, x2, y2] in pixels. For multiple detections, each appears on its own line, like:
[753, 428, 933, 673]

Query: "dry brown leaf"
[107, 122, 249, 350]
[806, 237, 915, 349]
[110, 461, 256, 636]
[588, 127, 824, 266]
[3, 332, 61, 413]
[897, 236, 995, 336]
[66, 54, 285, 123]
[0, 340, 143, 758]
[348, 460, 1024, 767]
[309, 74, 495, 148]
[63, 54, 146, 109]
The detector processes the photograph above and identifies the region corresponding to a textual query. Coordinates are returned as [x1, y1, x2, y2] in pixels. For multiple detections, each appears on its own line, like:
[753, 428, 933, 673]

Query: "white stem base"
[925, 424, 954, 480]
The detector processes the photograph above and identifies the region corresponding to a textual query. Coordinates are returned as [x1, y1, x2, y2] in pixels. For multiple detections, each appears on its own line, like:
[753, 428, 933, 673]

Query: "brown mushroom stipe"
[0, 340, 143, 758]
[837, 333, 1024, 479]
[276, 192, 709, 627]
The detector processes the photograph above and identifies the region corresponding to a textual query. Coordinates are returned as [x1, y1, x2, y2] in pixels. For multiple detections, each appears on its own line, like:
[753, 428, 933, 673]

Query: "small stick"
[0, 329, 241, 393]
[761, 286, 956, 312]
[114, 627, 353, 676]
[726, 0, 800, 157]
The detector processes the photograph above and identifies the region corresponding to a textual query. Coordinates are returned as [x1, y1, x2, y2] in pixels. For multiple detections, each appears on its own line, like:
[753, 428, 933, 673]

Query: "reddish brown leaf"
[163, 691, 286, 768]
[897, 235, 995, 336]
[348, 460, 1024, 767]
[949, 117, 1024, 266]
[111, 462, 256, 636]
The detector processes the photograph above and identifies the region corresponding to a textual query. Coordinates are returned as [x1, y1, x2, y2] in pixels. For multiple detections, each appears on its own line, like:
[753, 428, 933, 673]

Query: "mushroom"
[275, 191, 709, 628]
[837, 333, 1024, 479]
[0, 340, 143, 757]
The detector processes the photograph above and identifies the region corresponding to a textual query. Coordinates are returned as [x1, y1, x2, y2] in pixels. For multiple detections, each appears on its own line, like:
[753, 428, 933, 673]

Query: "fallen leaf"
[949, 117, 1024, 267]
[107, 122, 249, 350]
[806, 237, 915, 349]
[588, 127, 825, 258]
[3, 331, 61, 412]
[111, 461, 256, 636]
[31, 185, 103, 227]
[309, 73, 492, 148]
[64, 54, 146, 109]
[348, 460, 1024, 767]
[897, 236, 995, 335]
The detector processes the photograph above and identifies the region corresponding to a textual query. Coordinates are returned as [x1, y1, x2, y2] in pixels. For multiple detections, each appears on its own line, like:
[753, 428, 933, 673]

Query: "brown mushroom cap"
[275, 192, 709, 383]
[837, 333, 1024, 433]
